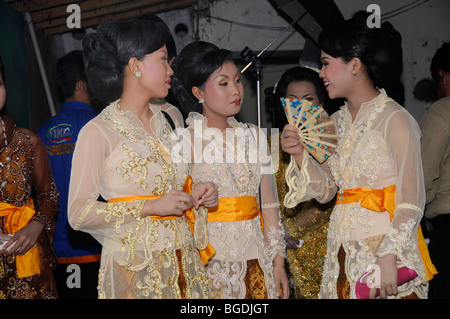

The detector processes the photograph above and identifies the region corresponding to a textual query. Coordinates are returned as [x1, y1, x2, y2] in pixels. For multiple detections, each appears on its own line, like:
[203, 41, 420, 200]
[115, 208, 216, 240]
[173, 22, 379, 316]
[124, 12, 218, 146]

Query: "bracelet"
[273, 264, 285, 268]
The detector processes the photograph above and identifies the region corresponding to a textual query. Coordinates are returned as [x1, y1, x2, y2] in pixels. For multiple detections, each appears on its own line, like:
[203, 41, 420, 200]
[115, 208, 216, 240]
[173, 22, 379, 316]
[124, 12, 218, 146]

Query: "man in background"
[419, 42, 450, 299]
[38, 50, 102, 299]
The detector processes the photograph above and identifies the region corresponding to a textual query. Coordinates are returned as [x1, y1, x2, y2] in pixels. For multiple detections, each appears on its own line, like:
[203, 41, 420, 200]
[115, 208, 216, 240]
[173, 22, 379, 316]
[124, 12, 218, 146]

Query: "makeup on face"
[200, 61, 244, 119]
[286, 81, 321, 106]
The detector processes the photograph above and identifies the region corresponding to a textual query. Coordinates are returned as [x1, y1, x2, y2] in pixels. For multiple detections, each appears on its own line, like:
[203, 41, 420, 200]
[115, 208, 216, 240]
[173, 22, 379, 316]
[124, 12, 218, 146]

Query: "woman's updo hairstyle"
[274, 66, 327, 105]
[171, 41, 233, 116]
[82, 18, 171, 103]
[319, 10, 403, 90]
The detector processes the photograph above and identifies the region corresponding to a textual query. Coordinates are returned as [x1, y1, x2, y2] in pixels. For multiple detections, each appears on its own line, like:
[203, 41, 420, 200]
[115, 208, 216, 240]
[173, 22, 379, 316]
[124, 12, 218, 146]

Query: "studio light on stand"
[239, 10, 308, 128]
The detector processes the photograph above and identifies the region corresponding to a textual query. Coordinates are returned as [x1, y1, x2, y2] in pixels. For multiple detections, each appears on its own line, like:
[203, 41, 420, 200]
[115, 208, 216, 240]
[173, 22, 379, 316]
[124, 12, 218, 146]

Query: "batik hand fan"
[281, 98, 337, 163]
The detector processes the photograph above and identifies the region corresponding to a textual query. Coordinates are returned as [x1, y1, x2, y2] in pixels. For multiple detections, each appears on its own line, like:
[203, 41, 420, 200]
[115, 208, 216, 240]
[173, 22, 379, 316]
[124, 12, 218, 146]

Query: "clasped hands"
[142, 182, 218, 218]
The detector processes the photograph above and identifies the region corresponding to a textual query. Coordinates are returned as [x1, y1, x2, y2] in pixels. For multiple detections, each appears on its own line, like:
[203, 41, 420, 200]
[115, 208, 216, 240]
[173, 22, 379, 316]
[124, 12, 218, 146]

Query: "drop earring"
[135, 71, 142, 78]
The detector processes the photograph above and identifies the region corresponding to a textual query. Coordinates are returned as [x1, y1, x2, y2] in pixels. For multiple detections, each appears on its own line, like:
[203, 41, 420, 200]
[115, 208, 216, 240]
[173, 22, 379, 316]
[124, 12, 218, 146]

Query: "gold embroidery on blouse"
[103, 109, 181, 194]
[117, 143, 153, 189]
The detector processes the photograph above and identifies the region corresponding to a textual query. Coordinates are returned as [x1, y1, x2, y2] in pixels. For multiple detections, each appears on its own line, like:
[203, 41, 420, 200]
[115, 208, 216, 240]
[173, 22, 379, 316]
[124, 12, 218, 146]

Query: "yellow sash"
[107, 176, 216, 265]
[207, 196, 264, 231]
[0, 198, 41, 278]
[336, 185, 438, 281]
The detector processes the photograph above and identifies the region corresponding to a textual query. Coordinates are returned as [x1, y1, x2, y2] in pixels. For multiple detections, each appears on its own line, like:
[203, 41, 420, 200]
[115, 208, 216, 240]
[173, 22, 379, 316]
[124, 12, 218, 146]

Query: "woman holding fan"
[281, 11, 436, 299]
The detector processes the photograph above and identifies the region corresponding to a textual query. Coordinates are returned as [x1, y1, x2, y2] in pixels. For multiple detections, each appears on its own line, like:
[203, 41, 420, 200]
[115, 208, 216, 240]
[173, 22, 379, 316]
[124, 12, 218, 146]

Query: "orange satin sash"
[207, 196, 264, 230]
[107, 176, 215, 265]
[336, 185, 438, 281]
[0, 198, 41, 278]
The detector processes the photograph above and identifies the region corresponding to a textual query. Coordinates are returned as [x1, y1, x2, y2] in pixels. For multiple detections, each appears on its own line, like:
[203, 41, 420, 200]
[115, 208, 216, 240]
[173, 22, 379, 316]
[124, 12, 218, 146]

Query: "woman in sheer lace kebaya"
[171, 41, 289, 299]
[67, 18, 218, 299]
[281, 11, 437, 299]
[0, 55, 59, 299]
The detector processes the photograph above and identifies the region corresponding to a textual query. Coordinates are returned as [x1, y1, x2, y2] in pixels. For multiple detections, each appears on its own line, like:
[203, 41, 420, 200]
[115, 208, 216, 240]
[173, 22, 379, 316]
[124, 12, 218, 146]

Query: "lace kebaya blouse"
[284, 90, 429, 299]
[67, 102, 210, 299]
[183, 112, 286, 299]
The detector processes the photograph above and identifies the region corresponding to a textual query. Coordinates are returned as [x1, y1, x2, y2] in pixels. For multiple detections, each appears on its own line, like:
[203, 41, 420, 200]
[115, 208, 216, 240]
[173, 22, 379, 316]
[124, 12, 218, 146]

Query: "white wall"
[49, 0, 450, 125]
[196, 0, 450, 123]
[334, 0, 450, 121]
[195, 0, 305, 129]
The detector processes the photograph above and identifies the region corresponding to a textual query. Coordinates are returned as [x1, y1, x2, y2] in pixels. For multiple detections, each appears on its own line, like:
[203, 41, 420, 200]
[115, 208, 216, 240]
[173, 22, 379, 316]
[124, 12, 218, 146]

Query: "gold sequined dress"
[0, 115, 59, 299]
[183, 112, 286, 299]
[67, 101, 210, 299]
[270, 133, 333, 299]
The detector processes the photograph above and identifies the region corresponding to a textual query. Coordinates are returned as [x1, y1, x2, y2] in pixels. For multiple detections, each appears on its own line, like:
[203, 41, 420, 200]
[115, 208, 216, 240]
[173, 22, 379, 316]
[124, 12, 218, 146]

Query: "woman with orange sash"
[67, 19, 217, 299]
[0, 55, 59, 298]
[281, 12, 437, 299]
[171, 41, 289, 299]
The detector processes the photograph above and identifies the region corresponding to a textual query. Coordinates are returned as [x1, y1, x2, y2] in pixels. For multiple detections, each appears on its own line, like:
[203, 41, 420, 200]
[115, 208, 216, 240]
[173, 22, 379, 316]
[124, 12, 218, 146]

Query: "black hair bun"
[353, 10, 403, 90]
[82, 32, 122, 103]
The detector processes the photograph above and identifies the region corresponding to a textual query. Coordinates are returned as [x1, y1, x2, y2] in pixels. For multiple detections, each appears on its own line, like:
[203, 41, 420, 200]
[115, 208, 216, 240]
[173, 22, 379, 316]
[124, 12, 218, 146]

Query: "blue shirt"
[38, 101, 102, 263]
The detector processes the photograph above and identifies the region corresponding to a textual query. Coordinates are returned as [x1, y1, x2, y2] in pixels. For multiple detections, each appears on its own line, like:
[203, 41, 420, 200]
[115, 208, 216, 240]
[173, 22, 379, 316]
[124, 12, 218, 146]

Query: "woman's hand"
[0, 220, 44, 256]
[192, 182, 218, 209]
[284, 224, 303, 250]
[281, 124, 304, 169]
[273, 255, 290, 299]
[369, 254, 398, 299]
[142, 189, 194, 218]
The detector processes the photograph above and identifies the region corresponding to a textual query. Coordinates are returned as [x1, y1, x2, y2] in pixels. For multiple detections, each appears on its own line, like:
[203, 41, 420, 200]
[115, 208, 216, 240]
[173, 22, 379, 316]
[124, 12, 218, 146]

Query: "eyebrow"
[157, 48, 168, 55]
[214, 70, 240, 80]
[288, 93, 314, 98]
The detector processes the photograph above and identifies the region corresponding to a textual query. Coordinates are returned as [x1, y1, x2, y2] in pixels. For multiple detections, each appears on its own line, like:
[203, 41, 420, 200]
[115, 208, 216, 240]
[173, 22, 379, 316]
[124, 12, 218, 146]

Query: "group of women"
[0, 10, 436, 299]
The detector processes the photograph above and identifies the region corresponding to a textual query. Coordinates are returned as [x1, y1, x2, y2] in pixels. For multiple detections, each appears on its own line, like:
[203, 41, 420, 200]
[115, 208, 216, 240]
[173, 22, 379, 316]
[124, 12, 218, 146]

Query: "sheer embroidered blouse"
[284, 90, 428, 299]
[67, 101, 210, 299]
[182, 112, 286, 299]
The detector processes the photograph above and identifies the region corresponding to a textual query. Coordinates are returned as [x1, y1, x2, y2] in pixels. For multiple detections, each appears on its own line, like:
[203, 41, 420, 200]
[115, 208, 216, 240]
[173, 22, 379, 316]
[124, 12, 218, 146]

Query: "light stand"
[239, 9, 308, 128]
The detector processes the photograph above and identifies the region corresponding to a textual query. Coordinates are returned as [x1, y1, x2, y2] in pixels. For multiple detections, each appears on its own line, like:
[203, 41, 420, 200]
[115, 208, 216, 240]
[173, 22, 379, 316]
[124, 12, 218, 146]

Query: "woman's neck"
[202, 110, 230, 132]
[118, 91, 154, 135]
[119, 91, 152, 119]
[346, 83, 379, 122]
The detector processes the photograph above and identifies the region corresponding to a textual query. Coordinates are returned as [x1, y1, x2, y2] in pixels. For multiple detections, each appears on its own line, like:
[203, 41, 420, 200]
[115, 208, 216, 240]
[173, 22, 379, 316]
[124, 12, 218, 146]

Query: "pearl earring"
[199, 98, 204, 104]
[135, 71, 142, 78]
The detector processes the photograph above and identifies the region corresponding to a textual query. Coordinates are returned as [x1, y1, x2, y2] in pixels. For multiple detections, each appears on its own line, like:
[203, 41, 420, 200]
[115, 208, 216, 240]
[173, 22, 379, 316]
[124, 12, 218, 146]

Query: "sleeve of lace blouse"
[253, 126, 286, 260]
[377, 109, 425, 259]
[67, 122, 145, 240]
[284, 148, 337, 209]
